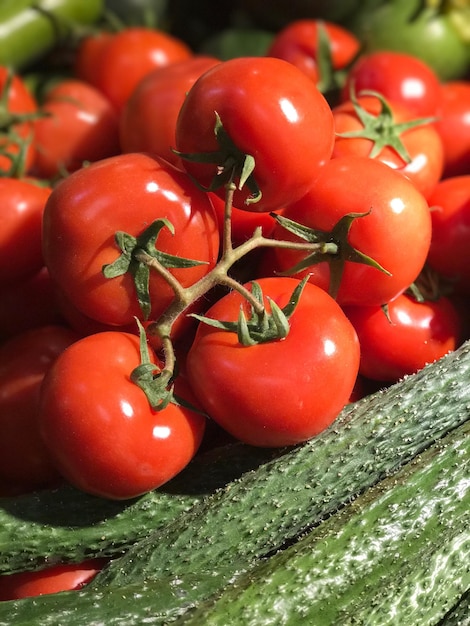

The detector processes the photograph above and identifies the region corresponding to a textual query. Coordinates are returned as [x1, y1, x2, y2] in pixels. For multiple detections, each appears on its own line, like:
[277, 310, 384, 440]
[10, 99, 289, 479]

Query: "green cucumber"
[0, 440, 278, 575]
[175, 418, 470, 625]
[0, 340, 469, 625]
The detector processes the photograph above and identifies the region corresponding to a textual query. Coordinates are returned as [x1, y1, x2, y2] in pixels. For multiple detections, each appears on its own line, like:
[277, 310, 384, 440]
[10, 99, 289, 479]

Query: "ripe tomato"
[39, 331, 206, 499]
[187, 277, 360, 447]
[426, 175, 470, 295]
[31, 79, 120, 180]
[434, 81, 470, 178]
[0, 325, 79, 494]
[120, 55, 220, 169]
[343, 292, 463, 382]
[75, 27, 193, 113]
[175, 56, 335, 213]
[331, 93, 444, 199]
[342, 50, 442, 118]
[262, 156, 432, 307]
[0, 559, 107, 600]
[42, 152, 219, 330]
[0, 177, 51, 286]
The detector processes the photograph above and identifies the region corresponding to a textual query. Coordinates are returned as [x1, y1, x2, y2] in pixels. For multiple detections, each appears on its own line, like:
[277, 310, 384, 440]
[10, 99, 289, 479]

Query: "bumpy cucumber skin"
[0, 441, 278, 574]
[175, 419, 470, 625]
[0, 341, 469, 625]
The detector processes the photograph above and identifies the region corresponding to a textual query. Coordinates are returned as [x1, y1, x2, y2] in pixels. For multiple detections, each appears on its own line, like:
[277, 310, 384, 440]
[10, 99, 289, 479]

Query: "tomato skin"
[39, 331, 206, 500]
[434, 81, 470, 178]
[426, 175, 470, 295]
[0, 559, 107, 601]
[187, 277, 360, 447]
[42, 152, 219, 329]
[0, 325, 79, 493]
[342, 51, 442, 118]
[31, 79, 120, 179]
[175, 56, 335, 213]
[0, 177, 51, 286]
[120, 56, 220, 169]
[265, 156, 432, 307]
[332, 94, 444, 200]
[343, 293, 462, 382]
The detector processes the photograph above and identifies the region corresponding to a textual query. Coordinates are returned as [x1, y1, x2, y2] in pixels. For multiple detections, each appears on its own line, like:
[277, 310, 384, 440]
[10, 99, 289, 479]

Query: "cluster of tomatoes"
[0, 18, 469, 515]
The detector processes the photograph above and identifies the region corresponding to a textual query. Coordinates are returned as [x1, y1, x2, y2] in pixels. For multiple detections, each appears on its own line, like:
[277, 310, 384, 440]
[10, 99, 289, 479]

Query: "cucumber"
[0, 340, 469, 625]
[439, 591, 470, 626]
[174, 418, 470, 625]
[0, 440, 278, 575]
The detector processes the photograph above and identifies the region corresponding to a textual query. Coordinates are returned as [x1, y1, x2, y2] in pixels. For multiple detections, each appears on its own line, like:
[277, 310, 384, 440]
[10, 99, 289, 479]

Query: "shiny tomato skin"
[42, 152, 219, 328]
[342, 51, 442, 118]
[175, 56, 335, 213]
[0, 559, 107, 600]
[266, 156, 432, 306]
[39, 331, 206, 499]
[120, 56, 220, 169]
[187, 277, 360, 447]
[343, 292, 463, 382]
[434, 81, 470, 178]
[332, 94, 444, 199]
[31, 79, 120, 179]
[0, 178, 51, 286]
[0, 325, 79, 493]
[426, 175, 470, 295]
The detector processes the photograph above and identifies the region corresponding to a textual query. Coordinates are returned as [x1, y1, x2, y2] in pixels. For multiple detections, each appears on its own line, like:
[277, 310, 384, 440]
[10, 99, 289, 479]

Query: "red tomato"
[332, 93, 444, 199]
[187, 277, 360, 447]
[42, 152, 219, 330]
[343, 292, 463, 382]
[0, 325, 79, 493]
[0, 67, 37, 175]
[0, 177, 51, 286]
[0, 559, 107, 600]
[434, 81, 470, 178]
[75, 27, 193, 113]
[73, 31, 113, 84]
[267, 19, 360, 87]
[39, 331, 206, 499]
[342, 51, 442, 118]
[426, 175, 470, 295]
[31, 79, 120, 179]
[120, 55, 220, 169]
[175, 56, 335, 213]
[263, 156, 432, 306]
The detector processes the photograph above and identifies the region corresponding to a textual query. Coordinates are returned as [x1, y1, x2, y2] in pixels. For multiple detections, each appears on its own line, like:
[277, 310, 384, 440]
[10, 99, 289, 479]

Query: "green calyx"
[174, 112, 262, 207]
[272, 211, 391, 299]
[336, 87, 436, 163]
[102, 218, 207, 320]
[190, 277, 309, 346]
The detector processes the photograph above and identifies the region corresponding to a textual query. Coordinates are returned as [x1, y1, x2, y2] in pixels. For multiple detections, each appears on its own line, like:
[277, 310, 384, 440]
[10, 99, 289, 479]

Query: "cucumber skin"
[175, 419, 470, 625]
[440, 591, 470, 626]
[0, 341, 469, 625]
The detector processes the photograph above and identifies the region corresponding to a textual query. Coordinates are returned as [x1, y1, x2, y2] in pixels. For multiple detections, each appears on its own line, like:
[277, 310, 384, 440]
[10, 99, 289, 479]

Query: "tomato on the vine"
[38, 331, 206, 499]
[175, 56, 335, 213]
[186, 277, 360, 447]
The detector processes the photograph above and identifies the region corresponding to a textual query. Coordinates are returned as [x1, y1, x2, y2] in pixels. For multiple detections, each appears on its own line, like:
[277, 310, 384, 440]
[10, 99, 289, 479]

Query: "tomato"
[0, 559, 107, 600]
[342, 50, 442, 118]
[0, 177, 51, 286]
[186, 277, 360, 447]
[262, 156, 432, 307]
[39, 331, 206, 499]
[434, 81, 470, 179]
[120, 55, 220, 169]
[73, 31, 113, 84]
[75, 27, 193, 113]
[0, 325, 79, 494]
[426, 175, 470, 295]
[175, 56, 335, 213]
[42, 152, 219, 330]
[31, 79, 120, 180]
[0, 66, 37, 175]
[343, 292, 463, 382]
[331, 92, 444, 199]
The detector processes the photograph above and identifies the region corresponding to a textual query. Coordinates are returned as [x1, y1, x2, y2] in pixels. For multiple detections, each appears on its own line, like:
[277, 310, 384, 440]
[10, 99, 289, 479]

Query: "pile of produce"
[0, 0, 468, 623]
